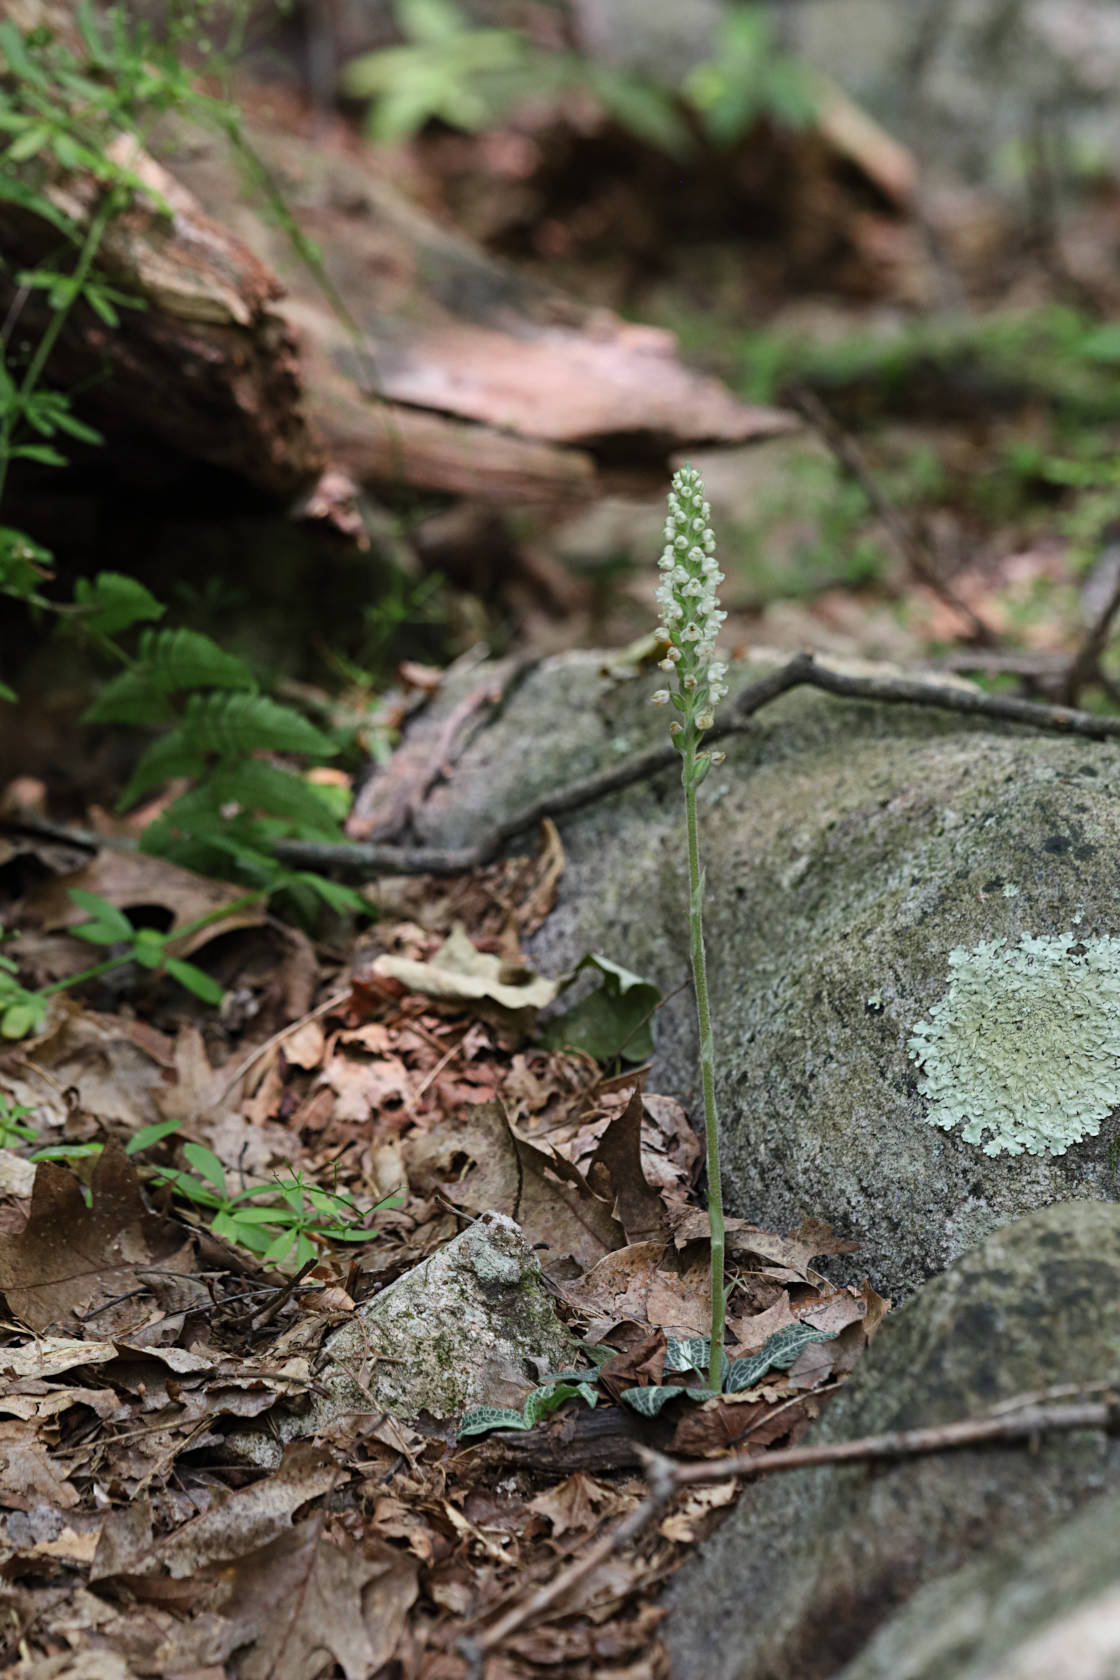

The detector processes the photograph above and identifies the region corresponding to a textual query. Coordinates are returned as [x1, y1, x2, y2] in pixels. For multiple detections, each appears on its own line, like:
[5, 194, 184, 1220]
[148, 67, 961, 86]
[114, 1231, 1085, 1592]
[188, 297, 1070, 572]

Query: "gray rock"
[570, 0, 725, 82]
[322, 1210, 574, 1421]
[226, 1213, 574, 1467]
[666, 1201, 1120, 1680]
[837, 1488, 1120, 1680]
[394, 649, 1120, 1296]
[789, 0, 1120, 195]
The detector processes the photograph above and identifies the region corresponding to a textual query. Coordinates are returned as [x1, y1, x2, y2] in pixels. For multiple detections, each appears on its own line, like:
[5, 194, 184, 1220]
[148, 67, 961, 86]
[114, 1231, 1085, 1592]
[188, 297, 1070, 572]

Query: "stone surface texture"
[666, 1202, 1120, 1680]
[389, 649, 1120, 1296]
[837, 1488, 1120, 1680]
[321, 1211, 574, 1421]
[225, 1214, 574, 1469]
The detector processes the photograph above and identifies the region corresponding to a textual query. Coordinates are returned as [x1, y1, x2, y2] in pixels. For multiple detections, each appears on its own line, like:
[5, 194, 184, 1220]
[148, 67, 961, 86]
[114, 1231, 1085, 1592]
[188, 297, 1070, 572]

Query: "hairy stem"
[684, 752, 725, 1391]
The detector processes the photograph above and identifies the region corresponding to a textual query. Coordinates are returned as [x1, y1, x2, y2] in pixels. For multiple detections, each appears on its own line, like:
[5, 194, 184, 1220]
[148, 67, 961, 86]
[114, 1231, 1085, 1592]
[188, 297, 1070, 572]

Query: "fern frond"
[204, 762, 343, 836]
[118, 728, 206, 809]
[74, 571, 164, 637]
[84, 629, 254, 724]
[180, 692, 337, 760]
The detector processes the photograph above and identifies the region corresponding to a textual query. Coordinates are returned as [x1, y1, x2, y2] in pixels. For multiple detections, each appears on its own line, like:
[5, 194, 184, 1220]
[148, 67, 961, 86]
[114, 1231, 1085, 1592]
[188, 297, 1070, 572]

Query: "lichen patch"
[908, 933, 1120, 1156]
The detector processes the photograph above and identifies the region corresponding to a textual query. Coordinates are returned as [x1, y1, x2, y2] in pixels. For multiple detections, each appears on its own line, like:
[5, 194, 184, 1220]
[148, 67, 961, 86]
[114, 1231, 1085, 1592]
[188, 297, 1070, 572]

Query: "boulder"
[666, 1201, 1120, 1680]
[385, 649, 1120, 1296]
[837, 1489, 1120, 1680]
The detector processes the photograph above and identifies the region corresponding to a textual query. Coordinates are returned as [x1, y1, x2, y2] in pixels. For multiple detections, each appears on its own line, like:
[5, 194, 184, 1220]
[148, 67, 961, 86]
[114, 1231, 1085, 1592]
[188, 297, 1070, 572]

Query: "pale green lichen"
[908, 933, 1120, 1157]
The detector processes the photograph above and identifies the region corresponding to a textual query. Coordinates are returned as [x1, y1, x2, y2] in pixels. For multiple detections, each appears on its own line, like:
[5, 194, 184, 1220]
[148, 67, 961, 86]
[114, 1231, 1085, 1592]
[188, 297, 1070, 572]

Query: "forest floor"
[4, 20, 1120, 1676]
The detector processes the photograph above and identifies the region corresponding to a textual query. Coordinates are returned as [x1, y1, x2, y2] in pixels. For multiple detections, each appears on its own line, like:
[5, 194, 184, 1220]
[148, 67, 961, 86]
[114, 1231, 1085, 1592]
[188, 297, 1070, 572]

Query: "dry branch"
[465, 1387, 1120, 1659]
[268, 649, 1120, 878]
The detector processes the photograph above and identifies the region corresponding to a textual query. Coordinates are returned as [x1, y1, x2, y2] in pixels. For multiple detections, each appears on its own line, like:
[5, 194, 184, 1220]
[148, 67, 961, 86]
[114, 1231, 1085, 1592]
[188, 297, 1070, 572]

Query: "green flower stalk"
[652, 465, 729, 1391]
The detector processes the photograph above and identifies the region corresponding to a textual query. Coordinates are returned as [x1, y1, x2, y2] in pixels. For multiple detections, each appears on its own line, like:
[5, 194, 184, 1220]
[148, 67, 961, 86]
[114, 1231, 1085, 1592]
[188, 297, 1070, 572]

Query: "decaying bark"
[1, 3, 795, 511]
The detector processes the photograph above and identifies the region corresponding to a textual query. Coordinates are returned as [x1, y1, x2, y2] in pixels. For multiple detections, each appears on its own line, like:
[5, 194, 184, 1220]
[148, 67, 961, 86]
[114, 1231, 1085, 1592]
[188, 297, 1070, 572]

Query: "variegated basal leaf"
[725, 1323, 836, 1394]
[458, 1405, 530, 1438]
[664, 1336, 710, 1374]
[620, 1383, 714, 1417]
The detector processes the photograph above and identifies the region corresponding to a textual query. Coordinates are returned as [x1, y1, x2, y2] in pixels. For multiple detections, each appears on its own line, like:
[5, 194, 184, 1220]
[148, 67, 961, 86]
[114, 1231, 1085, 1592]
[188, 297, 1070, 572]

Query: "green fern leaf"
[180, 692, 337, 760]
[203, 762, 342, 835]
[119, 728, 206, 809]
[74, 572, 164, 637]
[84, 629, 254, 724]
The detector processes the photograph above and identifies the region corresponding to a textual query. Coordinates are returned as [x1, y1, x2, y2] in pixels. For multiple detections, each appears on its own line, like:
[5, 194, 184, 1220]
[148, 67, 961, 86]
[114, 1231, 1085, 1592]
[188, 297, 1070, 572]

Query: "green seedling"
[0, 1093, 37, 1150]
[151, 1143, 403, 1268]
[0, 887, 243, 1040]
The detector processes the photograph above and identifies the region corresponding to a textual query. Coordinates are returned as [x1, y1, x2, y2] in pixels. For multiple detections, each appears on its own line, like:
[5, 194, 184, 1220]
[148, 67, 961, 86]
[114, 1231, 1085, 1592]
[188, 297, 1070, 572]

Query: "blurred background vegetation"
[6, 0, 1120, 835]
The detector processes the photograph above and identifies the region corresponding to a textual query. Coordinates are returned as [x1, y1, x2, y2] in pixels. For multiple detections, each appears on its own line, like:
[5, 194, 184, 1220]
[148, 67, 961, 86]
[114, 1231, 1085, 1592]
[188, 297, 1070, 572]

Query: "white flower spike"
[654, 465, 728, 737]
[651, 464, 729, 1396]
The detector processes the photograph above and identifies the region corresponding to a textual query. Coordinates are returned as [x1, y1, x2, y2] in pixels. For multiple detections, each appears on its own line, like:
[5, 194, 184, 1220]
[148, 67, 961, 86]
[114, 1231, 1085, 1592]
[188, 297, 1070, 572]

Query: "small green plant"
[73, 572, 366, 912]
[0, 1094, 37, 1149]
[650, 465, 729, 1392]
[0, 1107, 395, 1261]
[151, 1143, 401, 1268]
[0, 3, 252, 606]
[343, 0, 814, 156]
[458, 1323, 840, 1435]
[0, 886, 237, 1039]
[1039, 449, 1120, 574]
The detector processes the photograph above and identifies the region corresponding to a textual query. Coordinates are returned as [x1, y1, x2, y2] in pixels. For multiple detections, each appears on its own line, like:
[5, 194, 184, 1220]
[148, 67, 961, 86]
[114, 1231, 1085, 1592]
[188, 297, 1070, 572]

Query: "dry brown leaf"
[373, 924, 559, 1029]
[527, 1472, 620, 1539]
[0, 1419, 80, 1509]
[670, 1209, 859, 1281]
[0, 1336, 118, 1380]
[282, 1018, 327, 1070]
[0, 1148, 36, 1198]
[596, 1325, 667, 1404]
[0, 1001, 174, 1133]
[668, 1392, 813, 1459]
[321, 1036, 413, 1123]
[588, 1086, 670, 1247]
[658, 1479, 738, 1543]
[0, 1384, 121, 1423]
[726, 1293, 797, 1354]
[209, 1519, 417, 1680]
[569, 1243, 709, 1340]
[636, 1093, 700, 1196]
[93, 1443, 340, 1583]
[411, 1100, 621, 1273]
[0, 1142, 192, 1335]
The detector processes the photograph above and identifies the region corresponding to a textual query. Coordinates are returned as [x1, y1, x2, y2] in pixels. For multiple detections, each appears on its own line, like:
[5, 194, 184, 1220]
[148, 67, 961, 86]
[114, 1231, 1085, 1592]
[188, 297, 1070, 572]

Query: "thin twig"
[790, 385, 996, 646]
[264, 649, 1120, 876]
[467, 1390, 1119, 1656]
[213, 987, 349, 1107]
[10, 651, 1120, 886]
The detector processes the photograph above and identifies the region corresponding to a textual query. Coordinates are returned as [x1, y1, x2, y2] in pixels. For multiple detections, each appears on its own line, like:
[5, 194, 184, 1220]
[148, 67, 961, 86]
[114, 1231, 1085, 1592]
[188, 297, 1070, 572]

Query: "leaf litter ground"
[0, 822, 886, 1679]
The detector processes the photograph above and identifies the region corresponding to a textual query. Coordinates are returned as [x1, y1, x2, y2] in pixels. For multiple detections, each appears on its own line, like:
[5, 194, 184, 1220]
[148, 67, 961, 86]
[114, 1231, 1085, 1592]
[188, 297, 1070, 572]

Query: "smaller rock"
[225, 1214, 575, 1468]
[323, 1211, 575, 1422]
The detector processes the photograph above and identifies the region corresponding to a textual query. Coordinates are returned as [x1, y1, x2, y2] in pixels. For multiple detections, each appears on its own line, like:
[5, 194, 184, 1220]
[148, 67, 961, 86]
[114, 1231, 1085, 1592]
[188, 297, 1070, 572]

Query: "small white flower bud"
[710, 750, 726, 765]
[696, 709, 714, 730]
[651, 689, 671, 705]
